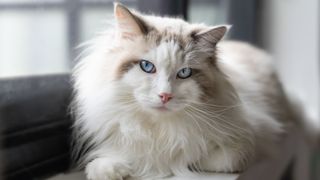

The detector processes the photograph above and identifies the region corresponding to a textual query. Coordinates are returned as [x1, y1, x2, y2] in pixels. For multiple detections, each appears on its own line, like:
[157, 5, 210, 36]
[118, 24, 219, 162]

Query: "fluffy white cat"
[72, 3, 294, 180]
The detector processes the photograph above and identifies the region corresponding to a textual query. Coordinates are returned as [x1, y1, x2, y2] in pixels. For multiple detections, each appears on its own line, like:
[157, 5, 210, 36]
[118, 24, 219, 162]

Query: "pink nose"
[159, 93, 173, 104]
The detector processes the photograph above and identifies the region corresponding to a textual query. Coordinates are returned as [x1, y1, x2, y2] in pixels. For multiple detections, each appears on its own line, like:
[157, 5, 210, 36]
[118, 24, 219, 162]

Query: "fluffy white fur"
[72, 4, 289, 180]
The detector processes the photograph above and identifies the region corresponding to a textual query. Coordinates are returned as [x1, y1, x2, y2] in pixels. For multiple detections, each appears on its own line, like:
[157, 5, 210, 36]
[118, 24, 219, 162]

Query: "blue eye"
[139, 60, 156, 73]
[177, 67, 192, 79]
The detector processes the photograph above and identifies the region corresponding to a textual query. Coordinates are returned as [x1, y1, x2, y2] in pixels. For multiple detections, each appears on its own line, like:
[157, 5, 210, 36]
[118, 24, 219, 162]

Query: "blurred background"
[0, 0, 319, 180]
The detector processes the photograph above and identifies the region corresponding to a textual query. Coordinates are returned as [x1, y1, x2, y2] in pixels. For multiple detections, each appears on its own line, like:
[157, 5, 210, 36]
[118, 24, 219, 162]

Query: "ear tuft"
[195, 25, 231, 45]
[114, 3, 147, 39]
[114, 3, 131, 20]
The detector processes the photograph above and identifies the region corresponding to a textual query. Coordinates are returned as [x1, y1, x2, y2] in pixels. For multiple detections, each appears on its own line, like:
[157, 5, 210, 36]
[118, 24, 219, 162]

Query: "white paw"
[85, 158, 130, 180]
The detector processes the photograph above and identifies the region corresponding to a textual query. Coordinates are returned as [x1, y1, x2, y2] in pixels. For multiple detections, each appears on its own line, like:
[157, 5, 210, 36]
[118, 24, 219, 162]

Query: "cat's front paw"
[85, 158, 130, 180]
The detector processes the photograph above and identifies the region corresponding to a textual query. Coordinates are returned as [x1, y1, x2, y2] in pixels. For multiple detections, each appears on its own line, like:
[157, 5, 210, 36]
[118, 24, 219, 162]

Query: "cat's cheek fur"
[121, 68, 161, 109]
[171, 80, 202, 107]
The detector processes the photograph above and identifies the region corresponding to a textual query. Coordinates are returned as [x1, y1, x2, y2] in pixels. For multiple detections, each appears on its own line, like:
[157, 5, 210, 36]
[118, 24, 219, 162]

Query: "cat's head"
[103, 4, 229, 114]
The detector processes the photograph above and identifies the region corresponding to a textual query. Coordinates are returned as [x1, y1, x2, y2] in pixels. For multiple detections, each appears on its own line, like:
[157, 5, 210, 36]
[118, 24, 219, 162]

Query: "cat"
[72, 3, 294, 180]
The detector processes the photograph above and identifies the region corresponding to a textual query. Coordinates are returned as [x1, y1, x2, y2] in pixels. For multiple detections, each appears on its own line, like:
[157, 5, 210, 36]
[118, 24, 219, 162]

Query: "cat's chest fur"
[113, 113, 211, 174]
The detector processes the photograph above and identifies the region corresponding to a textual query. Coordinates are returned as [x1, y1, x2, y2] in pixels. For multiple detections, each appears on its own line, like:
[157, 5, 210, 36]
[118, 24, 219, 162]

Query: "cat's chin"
[145, 106, 171, 113]
[153, 106, 170, 112]
[146, 105, 185, 114]
[139, 104, 174, 114]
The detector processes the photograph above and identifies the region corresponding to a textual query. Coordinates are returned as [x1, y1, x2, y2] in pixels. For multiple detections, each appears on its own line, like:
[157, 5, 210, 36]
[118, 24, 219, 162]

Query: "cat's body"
[72, 4, 293, 180]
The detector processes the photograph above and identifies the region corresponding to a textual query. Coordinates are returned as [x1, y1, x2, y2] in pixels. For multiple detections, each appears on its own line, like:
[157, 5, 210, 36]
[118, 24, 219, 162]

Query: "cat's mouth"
[148, 102, 185, 113]
[153, 106, 169, 111]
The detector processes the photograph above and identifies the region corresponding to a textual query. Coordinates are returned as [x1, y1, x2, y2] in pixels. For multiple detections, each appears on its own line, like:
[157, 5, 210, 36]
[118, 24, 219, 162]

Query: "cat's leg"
[85, 155, 131, 180]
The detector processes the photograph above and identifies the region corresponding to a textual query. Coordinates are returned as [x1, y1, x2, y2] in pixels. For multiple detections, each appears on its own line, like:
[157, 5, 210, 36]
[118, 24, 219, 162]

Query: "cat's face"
[121, 40, 202, 113]
[111, 4, 228, 114]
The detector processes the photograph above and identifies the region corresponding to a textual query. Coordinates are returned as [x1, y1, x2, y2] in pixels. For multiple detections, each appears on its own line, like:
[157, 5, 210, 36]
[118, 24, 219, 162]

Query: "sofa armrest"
[0, 74, 72, 180]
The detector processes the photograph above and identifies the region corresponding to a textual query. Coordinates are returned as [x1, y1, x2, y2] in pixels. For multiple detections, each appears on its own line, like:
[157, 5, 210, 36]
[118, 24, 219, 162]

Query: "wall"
[258, 0, 319, 130]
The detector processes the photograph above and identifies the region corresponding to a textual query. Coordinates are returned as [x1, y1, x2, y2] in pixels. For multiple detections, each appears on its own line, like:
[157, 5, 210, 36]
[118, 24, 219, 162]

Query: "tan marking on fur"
[146, 30, 162, 45]
[115, 59, 139, 79]
[148, 27, 191, 49]
[194, 73, 216, 101]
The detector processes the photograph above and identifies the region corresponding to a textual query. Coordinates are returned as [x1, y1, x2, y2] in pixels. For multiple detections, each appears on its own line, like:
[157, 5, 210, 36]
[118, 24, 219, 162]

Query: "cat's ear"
[114, 3, 148, 39]
[193, 25, 231, 46]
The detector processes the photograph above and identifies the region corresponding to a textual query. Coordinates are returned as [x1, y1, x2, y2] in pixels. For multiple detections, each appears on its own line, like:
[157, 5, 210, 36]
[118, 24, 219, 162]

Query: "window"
[0, 0, 137, 78]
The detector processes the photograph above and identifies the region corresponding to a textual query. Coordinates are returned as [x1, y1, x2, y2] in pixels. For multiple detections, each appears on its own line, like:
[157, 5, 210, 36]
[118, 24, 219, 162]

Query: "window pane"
[188, 0, 229, 25]
[0, 10, 69, 78]
[80, 4, 137, 42]
[80, 7, 113, 42]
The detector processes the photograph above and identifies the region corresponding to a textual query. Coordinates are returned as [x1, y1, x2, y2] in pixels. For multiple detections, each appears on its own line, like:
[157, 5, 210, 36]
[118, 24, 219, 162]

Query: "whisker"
[182, 99, 241, 108]
[185, 105, 252, 145]
[183, 110, 203, 135]
[185, 107, 233, 140]
[189, 105, 252, 135]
